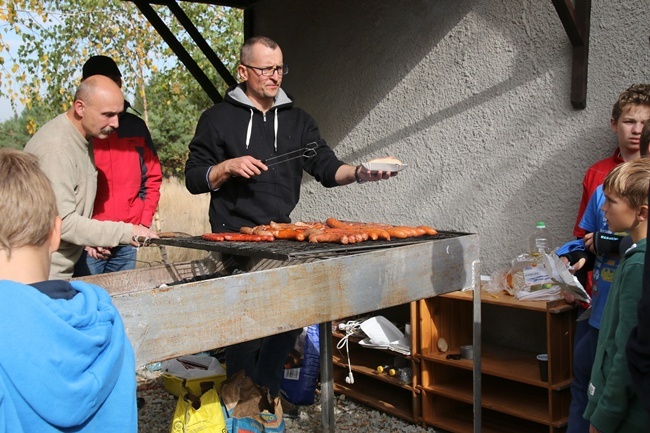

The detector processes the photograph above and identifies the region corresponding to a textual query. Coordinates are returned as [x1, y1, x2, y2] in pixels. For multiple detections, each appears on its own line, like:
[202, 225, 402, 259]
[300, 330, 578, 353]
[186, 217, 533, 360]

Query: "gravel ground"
[136, 369, 442, 433]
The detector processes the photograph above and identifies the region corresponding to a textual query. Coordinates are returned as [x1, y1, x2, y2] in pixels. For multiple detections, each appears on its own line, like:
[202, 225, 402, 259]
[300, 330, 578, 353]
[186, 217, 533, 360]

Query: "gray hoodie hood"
[226, 83, 293, 151]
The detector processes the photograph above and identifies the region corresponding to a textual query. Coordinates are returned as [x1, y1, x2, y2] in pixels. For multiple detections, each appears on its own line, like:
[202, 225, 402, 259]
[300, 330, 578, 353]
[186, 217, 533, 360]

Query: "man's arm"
[185, 110, 228, 194]
[207, 156, 268, 190]
[335, 164, 396, 186]
[37, 147, 156, 247]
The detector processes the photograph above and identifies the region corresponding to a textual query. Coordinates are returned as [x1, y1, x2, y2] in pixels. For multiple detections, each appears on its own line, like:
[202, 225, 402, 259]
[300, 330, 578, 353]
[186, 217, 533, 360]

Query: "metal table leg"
[319, 321, 335, 433]
[472, 260, 482, 433]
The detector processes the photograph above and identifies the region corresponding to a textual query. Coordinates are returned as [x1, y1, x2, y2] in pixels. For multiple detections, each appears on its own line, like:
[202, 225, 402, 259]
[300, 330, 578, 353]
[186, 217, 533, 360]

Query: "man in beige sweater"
[25, 75, 158, 279]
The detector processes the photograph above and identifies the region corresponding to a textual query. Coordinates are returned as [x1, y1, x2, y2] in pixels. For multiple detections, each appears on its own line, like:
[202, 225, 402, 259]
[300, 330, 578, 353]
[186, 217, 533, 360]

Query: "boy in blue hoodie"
[0, 148, 137, 432]
[584, 158, 650, 432]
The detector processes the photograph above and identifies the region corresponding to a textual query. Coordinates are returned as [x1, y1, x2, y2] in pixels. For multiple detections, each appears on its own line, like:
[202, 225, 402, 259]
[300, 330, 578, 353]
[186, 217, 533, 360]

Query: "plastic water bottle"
[529, 222, 554, 257]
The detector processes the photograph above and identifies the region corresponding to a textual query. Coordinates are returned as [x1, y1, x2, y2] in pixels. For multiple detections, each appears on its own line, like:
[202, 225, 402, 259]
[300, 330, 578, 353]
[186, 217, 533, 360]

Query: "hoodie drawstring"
[245, 108, 279, 152]
[274, 109, 278, 152]
[245, 109, 253, 149]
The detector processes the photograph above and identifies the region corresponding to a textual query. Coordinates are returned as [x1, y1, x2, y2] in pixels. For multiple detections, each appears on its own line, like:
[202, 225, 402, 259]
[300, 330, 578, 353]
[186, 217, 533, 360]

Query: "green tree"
[0, 103, 50, 149]
[144, 4, 243, 176]
[0, 0, 161, 125]
[0, 0, 243, 174]
[0, 114, 29, 149]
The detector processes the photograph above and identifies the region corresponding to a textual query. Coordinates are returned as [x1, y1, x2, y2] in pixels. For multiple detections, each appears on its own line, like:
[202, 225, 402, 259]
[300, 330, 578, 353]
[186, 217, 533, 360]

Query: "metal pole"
[472, 260, 482, 433]
[319, 321, 336, 433]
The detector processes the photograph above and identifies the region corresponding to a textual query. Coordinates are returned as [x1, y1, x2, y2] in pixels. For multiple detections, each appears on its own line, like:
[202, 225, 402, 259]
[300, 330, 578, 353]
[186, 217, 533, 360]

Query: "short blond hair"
[603, 158, 650, 209]
[0, 148, 58, 257]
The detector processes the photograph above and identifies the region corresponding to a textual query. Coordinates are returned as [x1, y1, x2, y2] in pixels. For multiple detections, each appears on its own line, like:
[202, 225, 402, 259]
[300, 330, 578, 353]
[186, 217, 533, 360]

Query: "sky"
[0, 80, 23, 120]
[0, 98, 18, 121]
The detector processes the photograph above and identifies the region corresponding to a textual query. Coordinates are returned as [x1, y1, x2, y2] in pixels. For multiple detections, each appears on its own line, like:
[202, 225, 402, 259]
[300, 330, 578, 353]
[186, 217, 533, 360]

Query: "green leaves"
[0, 1, 243, 176]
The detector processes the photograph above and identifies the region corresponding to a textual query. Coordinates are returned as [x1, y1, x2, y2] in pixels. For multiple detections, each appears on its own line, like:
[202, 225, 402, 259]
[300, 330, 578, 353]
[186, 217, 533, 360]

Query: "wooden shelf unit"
[331, 302, 420, 423]
[418, 290, 576, 433]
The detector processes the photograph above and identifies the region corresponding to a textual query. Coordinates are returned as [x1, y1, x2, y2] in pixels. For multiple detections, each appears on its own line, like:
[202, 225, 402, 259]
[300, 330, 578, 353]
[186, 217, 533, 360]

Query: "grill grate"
[151, 231, 469, 261]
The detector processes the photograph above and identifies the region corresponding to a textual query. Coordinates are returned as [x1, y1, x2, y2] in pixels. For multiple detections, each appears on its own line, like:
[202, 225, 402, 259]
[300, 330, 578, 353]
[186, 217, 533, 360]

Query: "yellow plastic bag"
[169, 381, 227, 433]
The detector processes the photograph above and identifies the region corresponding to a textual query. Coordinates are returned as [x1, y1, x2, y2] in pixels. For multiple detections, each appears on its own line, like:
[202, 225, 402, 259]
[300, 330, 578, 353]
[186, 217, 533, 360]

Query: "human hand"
[356, 165, 396, 182]
[563, 290, 576, 304]
[589, 423, 601, 433]
[85, 246, 111, 260]
[223, 155, 268, 179]
[583, 232, 596, 254]
[131, 225, 159, 246]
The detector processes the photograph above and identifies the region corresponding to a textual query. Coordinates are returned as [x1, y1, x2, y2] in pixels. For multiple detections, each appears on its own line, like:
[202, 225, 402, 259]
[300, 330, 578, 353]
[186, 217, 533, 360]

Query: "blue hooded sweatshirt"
[0, 279, 137, 432]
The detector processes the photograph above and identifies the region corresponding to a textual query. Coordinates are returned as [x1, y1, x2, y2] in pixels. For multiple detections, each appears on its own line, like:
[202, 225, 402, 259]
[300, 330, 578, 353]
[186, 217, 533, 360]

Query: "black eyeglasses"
[242, 64, 289, 77]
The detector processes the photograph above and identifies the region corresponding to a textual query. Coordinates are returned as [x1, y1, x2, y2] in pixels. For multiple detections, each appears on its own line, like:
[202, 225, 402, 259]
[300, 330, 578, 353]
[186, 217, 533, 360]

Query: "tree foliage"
[0, 0, 243, 175]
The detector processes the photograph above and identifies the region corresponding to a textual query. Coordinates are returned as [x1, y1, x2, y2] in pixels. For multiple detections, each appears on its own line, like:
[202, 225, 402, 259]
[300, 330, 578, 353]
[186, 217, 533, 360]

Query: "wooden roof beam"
[552, 0, 591, 109]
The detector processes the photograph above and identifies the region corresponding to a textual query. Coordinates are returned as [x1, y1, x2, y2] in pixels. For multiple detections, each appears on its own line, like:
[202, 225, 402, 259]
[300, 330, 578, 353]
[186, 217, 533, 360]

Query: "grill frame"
[150, 231, 470, 260]
[80, 230, 480, 369]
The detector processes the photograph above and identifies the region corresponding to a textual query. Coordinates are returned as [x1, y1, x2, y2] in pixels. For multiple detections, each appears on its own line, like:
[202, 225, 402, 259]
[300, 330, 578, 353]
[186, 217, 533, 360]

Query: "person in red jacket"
[74, 55, 162, 276]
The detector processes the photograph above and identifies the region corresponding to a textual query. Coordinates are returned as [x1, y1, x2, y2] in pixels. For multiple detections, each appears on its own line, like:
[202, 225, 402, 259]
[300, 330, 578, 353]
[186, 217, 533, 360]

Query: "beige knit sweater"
[24, 113, 133, 279]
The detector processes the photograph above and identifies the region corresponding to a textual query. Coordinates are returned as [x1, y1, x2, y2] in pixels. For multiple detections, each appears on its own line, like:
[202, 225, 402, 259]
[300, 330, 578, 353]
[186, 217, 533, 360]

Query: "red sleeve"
[573, 154, 622, 238]
[140, 142, 162, 227]
[573, 177, 591, 238]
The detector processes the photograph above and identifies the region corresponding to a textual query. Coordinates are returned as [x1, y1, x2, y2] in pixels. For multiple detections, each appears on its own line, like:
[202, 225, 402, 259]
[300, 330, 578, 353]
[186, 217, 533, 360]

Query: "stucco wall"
[251, 0, 649, 274]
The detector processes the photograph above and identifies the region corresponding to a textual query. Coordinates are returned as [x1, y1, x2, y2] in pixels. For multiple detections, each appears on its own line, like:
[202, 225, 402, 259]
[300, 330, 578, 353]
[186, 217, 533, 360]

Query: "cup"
[537, 354, 548, 382]
[460, 345, 474, 360]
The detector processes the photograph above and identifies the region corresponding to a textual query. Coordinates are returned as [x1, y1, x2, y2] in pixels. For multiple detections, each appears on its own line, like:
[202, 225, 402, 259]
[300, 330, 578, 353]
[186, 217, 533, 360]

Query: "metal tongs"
[262, 142, 318, 167]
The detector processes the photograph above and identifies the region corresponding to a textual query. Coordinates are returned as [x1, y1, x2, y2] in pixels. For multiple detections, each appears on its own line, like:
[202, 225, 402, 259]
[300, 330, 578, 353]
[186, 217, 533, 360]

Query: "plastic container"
[529, 222, 554, 257]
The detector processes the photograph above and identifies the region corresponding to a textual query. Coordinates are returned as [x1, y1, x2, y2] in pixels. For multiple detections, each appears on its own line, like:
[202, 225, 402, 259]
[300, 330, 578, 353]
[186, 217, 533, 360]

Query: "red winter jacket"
[91, 111, 162, 228]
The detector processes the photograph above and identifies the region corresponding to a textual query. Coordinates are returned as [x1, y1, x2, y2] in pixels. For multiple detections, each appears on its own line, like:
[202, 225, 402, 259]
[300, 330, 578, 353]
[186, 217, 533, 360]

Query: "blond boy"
[0, 148, 137, 432]
[584, 158, 650, 432]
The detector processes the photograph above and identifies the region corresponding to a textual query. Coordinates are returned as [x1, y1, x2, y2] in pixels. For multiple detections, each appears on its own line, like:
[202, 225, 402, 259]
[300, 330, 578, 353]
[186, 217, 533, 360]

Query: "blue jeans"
[74, 245, 137, 276]
[567, 325, 599, 433]
[226, 328, 303, 396]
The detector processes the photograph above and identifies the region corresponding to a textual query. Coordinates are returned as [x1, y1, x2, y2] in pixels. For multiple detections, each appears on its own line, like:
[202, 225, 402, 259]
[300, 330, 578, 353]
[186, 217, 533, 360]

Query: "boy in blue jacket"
[584, 158, 650, 432]
[0, 148, 137, 432]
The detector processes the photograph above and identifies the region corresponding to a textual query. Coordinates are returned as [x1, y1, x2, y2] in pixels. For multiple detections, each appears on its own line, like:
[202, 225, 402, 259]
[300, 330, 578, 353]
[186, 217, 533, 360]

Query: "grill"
[84, 229, 479, 371]
[149, 231, 469, 261]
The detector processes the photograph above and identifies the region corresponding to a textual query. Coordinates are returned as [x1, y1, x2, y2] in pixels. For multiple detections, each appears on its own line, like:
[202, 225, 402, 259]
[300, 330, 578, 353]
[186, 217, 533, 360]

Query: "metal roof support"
[243, 7, 254, 39]
[129, 0, 224, 103]
[552, 0, 591, 109]
[165, 0, 237, 88]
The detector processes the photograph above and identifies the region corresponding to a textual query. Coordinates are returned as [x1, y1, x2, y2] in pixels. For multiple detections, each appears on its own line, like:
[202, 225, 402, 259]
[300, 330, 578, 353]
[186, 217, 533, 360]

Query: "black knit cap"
[82, 55, 122, 80]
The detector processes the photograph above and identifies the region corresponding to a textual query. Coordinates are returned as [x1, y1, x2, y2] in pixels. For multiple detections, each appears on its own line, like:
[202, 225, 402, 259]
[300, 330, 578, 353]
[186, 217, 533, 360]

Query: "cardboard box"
[162, 354, 226, 397]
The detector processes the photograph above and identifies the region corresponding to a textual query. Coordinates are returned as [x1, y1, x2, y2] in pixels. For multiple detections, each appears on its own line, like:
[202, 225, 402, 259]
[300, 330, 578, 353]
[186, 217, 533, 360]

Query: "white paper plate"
[360, 316, 404, 346]
[359, 337, 411, 355]
[361, 162, 408, 173]
[359, 338, 389, 349]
